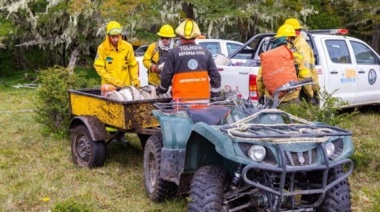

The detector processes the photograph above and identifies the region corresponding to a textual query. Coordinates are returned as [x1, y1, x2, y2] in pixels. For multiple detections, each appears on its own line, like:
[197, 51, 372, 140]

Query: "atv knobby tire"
[317, 167, 351, 212]
[143, 135, 177, 202]
[188, 165, 229, 212]
[71, 125, 106, 168]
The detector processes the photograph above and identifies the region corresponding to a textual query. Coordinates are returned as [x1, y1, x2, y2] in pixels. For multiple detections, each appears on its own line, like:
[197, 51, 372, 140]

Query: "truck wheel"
[188, 165, 229, 212]
[143, 135, 177, 202]
[317, 167, 351, 211]
[71, 125, 106, 168]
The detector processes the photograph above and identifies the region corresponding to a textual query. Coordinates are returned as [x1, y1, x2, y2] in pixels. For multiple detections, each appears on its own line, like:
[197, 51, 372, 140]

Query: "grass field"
[0, 82, 380, 211]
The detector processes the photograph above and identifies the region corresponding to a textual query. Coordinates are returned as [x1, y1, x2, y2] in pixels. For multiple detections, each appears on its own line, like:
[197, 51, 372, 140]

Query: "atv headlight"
[326, 142, 335, 158]
[248, 145, 266, 161]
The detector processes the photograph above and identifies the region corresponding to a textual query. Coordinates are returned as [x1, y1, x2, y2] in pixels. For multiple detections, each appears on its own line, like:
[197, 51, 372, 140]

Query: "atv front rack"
[220, 109, 352, 141]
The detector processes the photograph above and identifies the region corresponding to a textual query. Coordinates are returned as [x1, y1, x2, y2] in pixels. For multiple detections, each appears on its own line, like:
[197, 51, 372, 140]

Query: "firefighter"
[157, 19, 221, 102]
[257, 24, 309, 106]
[284, 18, 319, 103]
[143, 24, 176, 86]
[94, 21, 140, 143]
[94, 21, 140, 88]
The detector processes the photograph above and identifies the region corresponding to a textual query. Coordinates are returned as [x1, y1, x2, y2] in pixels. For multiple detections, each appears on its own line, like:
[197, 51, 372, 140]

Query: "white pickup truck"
[136, 39, 250, 86]
[220, 29, 380, 108]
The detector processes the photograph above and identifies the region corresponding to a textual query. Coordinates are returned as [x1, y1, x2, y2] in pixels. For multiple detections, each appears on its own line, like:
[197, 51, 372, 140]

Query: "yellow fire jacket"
[94, 38, 140, 88]
[293, 35, 320, 93]
[143, 42, 161, 86]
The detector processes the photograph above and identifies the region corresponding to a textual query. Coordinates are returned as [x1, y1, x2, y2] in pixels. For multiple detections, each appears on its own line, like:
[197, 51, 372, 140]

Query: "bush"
[280, 90, 358, 128]
[34, 66, 97, 136]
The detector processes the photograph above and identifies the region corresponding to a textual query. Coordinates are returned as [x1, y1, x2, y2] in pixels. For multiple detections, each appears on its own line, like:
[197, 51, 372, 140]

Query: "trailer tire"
[188, 165, 229, 212]
[71, 125, 106, 168]
[143, 135, 177, 202]
[317, 167, 351, 212]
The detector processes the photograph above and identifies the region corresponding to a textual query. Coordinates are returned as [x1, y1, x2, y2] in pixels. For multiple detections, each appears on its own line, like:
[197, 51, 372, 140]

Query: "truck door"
[323, 39, 357, 105]
[349, 40, 380, 105]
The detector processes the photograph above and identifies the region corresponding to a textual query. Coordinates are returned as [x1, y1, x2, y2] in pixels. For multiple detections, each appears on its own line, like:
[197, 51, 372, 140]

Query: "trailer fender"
[69, 116, 111, 141]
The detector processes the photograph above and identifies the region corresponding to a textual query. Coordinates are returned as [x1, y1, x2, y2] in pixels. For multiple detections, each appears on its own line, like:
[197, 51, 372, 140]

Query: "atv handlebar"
[271, 78, 315, 108]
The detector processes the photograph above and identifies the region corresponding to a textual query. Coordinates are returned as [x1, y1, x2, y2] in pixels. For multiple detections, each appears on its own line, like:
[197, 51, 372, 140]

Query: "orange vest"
[260, 45, 298, 96]
[172, 71, 210, 101]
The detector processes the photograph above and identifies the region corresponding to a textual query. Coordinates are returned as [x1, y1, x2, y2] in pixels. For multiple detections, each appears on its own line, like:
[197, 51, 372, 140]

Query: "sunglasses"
[161, 37, 172, 40]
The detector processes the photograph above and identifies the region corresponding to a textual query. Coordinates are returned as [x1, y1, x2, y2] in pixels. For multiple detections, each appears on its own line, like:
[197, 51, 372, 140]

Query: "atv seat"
[187, 106, 231, 125]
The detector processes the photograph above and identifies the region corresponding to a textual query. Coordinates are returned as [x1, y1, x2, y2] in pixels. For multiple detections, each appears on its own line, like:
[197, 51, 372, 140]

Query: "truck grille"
[285, 148, 317, 166]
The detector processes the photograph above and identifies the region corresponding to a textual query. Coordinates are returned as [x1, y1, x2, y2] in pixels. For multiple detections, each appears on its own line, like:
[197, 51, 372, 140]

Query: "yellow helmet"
[175, 19, 201, 39]
[275, 24, 296, 38]
[157, 25, 176, 38]
[284, 18, 303, 30]
[106, 21, 122, 35]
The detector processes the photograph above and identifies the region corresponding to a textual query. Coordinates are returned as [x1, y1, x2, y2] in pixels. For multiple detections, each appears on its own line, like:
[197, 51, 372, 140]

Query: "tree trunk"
[67, 48, 79, 74]
[248, 15, 258, 41]
[181, 2, 194, 19]
[237, 19, 248, 42]
[371, 22, 380, 54]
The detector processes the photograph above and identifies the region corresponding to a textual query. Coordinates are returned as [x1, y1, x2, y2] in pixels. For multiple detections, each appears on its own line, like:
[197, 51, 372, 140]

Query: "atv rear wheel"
[188, 165, 229, 212]
[317, 167, 351, 211]
[71, 125, 106, 168]
[143, 135, 177, 202]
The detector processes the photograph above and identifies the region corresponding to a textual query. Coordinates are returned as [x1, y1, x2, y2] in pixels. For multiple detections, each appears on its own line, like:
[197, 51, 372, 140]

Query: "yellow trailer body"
[68, 89, 170, 131]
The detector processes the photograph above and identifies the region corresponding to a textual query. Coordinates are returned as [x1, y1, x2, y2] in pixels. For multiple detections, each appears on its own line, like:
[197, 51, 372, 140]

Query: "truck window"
[198, 42, 221, 57]
[350, 41, 378, 65]
[227, 42, 251, 59]
[325, 40, 351, 64]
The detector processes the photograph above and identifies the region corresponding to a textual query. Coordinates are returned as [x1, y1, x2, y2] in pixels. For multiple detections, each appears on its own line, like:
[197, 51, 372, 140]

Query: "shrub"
[280, 90, 358, 128]
[34, 66, 97, 136]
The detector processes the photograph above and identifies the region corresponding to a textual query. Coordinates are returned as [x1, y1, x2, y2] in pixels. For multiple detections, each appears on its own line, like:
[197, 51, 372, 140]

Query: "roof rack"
[307, 29, 348, 35]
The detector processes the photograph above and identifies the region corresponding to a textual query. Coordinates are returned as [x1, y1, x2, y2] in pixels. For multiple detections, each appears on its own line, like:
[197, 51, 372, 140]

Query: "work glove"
[258, 96, 265, 105]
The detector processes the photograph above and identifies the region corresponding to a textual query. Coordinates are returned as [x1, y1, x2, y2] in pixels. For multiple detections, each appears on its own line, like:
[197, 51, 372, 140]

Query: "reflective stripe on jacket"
[94, 39, 139, 87]
[159, 43, 221, 101]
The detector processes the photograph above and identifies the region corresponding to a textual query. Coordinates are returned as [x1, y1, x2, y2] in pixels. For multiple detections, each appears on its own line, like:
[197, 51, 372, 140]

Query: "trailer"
[68, 88, 170, 168]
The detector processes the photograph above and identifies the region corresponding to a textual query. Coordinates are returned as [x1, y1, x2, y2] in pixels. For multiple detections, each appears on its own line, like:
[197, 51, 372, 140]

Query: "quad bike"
[144, 78, 354, 211]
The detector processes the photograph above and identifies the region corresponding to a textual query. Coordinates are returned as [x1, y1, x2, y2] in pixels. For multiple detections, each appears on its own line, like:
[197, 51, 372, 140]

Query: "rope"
[225, 109, 330, 143]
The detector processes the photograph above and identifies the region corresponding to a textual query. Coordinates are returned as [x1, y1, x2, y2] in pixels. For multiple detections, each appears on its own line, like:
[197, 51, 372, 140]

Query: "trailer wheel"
[71, 125, 106, 168]
[317, 167, 351, 211]
[143, 135, 177, 202]
[188, 165, 229, 212]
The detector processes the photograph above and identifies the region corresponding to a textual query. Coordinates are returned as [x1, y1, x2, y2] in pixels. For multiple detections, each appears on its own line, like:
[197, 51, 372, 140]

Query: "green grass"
[1, 79, 380, 211]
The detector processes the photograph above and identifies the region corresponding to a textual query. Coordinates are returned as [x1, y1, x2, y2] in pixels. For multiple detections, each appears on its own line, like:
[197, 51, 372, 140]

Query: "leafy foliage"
[0, 0, 379, 73]
[280, 90, 359, 128]
[34, 66, 97, 136]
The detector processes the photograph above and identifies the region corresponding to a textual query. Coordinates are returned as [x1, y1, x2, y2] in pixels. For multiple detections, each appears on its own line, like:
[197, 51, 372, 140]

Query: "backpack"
[260, 45, 298, 97]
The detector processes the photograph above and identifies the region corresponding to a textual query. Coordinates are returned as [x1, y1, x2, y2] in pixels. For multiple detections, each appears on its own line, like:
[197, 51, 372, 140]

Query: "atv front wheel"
[71, 125, 106, 168]
[317, 167, 351, 211]
[188, 165, 229, 212]
[143, 135, 177, 202]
